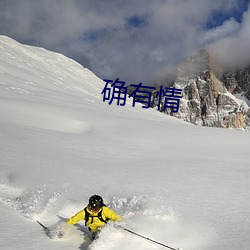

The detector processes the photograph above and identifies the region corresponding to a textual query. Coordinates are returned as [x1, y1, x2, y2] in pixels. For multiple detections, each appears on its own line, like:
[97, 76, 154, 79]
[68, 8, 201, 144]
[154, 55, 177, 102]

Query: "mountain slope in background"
[0, 36, 250, 250]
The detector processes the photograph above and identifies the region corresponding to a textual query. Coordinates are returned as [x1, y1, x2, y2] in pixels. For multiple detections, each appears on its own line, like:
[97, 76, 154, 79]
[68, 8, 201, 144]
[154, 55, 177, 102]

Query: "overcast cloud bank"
[0, 0, 249, 84]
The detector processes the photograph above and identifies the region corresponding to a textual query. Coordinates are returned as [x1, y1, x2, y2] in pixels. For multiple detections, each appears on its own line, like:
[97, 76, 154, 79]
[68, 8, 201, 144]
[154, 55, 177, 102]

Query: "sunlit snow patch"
[0, 99, 90, 134]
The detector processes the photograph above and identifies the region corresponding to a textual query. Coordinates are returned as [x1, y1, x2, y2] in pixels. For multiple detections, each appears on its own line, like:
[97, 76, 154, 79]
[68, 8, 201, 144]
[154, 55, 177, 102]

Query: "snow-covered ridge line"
[0, 35, 105, 99]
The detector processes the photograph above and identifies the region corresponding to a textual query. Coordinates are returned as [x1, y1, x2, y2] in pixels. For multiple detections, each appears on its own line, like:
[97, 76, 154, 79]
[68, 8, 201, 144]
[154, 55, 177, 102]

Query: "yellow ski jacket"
[67, 206, 121, 233]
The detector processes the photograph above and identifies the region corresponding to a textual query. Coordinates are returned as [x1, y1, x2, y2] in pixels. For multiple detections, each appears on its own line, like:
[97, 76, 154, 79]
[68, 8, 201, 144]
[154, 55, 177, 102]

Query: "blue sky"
[0, 0, 249, 85]
[206, 0, 249, 28]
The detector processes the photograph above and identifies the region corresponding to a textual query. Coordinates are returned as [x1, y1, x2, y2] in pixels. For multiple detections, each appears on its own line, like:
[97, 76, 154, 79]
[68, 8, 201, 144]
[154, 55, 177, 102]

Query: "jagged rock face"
[217, 66, 250, 100]
[162, 49, 250, 130]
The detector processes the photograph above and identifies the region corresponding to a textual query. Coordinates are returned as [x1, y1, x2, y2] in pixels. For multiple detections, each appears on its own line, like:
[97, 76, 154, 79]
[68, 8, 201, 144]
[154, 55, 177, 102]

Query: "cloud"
[209, 4, 250, 69]
[200, 18, 240, 45]
[0, 0, 249, 85]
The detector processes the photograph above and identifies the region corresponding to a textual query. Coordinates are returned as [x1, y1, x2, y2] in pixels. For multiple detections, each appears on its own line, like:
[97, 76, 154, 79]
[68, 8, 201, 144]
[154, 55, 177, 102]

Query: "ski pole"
[37, 220, 48, 230]
[122, 227, 180, 250]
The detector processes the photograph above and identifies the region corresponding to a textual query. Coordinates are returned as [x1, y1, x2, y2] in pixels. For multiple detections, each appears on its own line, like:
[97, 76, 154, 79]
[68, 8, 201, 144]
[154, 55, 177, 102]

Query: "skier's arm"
[67, 209, 85, 225]
[104, 207, 122, 222]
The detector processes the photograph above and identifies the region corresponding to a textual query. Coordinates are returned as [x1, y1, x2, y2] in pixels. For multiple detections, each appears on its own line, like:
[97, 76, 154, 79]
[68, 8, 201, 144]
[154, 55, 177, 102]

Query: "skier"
[66, 194, 121, 239]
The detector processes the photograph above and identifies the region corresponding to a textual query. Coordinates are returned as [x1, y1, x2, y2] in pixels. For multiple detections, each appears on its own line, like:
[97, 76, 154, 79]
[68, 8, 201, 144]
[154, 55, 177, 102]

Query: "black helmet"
[89, 195, 104, 210]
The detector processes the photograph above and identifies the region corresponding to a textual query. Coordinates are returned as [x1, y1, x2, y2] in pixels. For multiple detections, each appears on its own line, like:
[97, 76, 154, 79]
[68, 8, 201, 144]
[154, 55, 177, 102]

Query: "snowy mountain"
[0, 36, 250, 250]
[217, 65, 250, 102]
[157, 49, 250, 130]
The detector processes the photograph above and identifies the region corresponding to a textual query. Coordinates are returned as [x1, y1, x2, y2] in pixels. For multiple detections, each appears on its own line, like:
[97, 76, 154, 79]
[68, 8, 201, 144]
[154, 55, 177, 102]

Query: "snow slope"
[0, 36, 250, 250]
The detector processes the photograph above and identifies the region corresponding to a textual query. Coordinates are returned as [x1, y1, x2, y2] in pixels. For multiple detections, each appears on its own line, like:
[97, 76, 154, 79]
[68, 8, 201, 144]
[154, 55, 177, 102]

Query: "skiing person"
[66, 194, 121, 239]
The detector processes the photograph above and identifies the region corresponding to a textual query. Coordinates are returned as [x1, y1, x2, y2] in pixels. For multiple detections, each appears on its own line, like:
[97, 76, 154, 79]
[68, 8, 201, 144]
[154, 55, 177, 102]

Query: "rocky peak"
[155, 49, 250, 130]
[177, 48, 210, 78]
[216, 66, 250, 101]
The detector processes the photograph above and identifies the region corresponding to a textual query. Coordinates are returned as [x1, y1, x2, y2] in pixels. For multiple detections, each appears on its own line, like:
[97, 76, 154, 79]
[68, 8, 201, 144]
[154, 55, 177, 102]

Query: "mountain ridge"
[155, 48, 250, 130]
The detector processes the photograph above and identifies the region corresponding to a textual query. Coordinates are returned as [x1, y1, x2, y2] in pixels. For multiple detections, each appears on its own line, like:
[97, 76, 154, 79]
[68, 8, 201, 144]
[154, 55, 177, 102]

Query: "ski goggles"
[89, 205, 101, 212]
